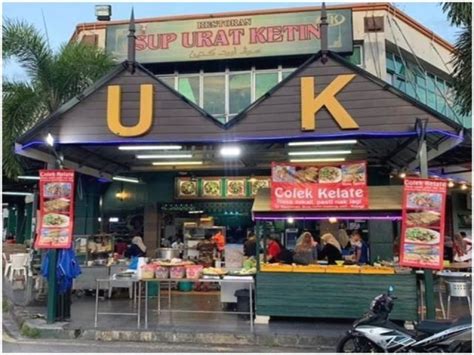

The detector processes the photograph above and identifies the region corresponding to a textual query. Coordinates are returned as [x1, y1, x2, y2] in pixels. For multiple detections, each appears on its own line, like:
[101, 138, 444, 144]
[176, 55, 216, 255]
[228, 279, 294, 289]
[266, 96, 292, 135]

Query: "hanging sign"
[271, 161, 368, 209]
[35, 170, 75, 249]
[399, 178, 447, 270]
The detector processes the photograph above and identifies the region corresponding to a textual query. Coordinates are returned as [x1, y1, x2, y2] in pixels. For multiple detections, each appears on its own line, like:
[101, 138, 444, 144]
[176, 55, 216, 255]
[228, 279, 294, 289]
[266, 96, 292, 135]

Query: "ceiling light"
[109, 217, 119, 222]
[2, 192, 34, 196]
[399, 172, 407, 179]
[288, 140, 357, 146]
[287, 217, 294, 224]
[448, 180, 455, 188]
[189, 210, 204, 214]
[329, 217, 338, 224]
[118, 145, 182, 150]
[288, 150, 351, 156]
[45, 133, 55, 146]
[460, 183, 468, 190]
[152, 161, 203, 166]
[18, 176, 40, 180]
[98, 217, 102, 222]
[289, 158, 346, 163]
[112, 176, 140, 183]
[220, 146, 241, 157]
[136, 154, 192, 159]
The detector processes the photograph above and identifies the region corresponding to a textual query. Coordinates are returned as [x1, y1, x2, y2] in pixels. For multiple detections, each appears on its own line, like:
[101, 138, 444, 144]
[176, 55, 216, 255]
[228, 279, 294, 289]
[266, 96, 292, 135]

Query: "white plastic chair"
[8, 253, 29, 282]
[3, 253, 12, 277]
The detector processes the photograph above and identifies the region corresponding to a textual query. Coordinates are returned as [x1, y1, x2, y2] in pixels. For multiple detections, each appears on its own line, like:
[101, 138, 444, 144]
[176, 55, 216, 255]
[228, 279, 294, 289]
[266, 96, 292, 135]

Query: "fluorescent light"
[152, 161, 203, 166]
[46, 133, 55, 146]
[136, 154, 192, 159]
[2, 192, 34, 196]
[189, 210, 204, 214]
[18, 176, 40, 180]
[288, 140, 357, 146]
[112, 176, 140, 183]
[289, 158, 346, 163]
[220, 146, 241, 157]
[118, 145, 182, 150]
[109, 217, 119, 222]
[288, 150, 351, 156]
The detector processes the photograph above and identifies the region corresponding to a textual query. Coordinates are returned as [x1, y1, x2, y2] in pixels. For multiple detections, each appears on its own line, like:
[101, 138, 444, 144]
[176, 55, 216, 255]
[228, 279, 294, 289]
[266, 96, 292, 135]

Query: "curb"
[5, 299, 338, 350]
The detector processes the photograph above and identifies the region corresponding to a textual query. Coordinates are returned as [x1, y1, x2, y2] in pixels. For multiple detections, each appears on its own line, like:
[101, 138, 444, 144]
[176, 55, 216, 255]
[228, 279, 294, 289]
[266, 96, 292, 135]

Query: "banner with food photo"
[250, 178, 271, 196]
[271, 161, 368, 209]
[177, 178, 198, 198]
[399, 178, 447, 270]
[201, 178, 222, 198]
[35, 170, 75, 249]
[226, 178, 246, 198]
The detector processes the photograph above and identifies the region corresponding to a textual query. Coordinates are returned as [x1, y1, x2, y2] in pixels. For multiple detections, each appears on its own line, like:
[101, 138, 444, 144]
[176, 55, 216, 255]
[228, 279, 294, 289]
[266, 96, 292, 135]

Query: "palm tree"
[442, 2, 472, 116]
[2, 19, 116, 179]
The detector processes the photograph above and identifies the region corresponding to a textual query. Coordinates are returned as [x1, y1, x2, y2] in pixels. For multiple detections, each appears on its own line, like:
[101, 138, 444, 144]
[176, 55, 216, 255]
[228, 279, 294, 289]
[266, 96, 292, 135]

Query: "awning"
[252, 186, 403, 220]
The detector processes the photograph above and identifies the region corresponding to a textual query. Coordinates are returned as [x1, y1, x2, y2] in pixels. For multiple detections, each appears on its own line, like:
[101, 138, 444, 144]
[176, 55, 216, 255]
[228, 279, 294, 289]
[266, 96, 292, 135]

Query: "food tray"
[325, 266, 361, 274]
[292, 265, 327, 273]
[260, 264, 293, 272]
[360, 267, 395, 275]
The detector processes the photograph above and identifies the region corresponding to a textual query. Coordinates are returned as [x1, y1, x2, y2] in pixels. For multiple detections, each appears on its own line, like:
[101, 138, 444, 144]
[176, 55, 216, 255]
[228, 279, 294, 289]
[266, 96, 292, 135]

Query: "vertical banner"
[399, 178, 447, 270]
[35, 170, 75, 249]
[271, 161, 368, 209]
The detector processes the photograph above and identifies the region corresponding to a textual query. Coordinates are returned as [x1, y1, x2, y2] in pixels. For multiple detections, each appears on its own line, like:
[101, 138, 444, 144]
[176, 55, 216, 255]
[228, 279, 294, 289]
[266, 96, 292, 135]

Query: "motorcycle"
[337, 286, 472, 353]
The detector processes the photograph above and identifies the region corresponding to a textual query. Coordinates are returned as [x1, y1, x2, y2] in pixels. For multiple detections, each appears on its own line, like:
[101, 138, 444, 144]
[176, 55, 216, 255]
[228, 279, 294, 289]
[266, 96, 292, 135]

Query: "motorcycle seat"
[415, 316, 472, 335]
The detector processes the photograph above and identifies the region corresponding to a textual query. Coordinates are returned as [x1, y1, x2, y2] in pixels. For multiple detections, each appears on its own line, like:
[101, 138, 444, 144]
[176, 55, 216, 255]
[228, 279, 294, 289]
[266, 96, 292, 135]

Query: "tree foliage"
[442, 2, 472, 117]
[2, 19, 115, 178]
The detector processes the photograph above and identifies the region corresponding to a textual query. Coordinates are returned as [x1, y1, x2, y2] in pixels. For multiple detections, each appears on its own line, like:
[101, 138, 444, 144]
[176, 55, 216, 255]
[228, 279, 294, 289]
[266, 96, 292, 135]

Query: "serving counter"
[256, 271, 418, 321]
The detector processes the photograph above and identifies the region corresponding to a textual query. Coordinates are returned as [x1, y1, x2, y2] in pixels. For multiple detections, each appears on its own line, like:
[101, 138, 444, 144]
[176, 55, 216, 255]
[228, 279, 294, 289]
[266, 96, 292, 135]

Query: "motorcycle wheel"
[336, 334, 381, 353]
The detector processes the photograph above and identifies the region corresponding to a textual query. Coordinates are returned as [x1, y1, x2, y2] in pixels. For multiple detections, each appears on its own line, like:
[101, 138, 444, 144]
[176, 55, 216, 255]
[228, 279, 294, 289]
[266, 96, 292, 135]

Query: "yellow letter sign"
[301, 74, 359, 131]
[107, 84, 153, 137]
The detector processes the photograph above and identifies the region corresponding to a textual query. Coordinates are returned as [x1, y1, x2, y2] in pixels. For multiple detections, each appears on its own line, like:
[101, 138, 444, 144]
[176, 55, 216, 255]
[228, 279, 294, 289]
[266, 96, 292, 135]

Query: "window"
[158, 76, 175, 89]
[203, 75, 226, 122]
[229, 73, 251, 115]
[178, 76, 200, 104]
[346, 45, 364, 66]
[255, 72, 278, 99]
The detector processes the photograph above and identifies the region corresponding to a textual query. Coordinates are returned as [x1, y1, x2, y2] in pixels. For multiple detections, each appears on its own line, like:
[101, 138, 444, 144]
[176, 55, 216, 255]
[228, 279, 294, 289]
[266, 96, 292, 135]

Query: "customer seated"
[293, 232, 318, 265]
[319, 233, 342, 265]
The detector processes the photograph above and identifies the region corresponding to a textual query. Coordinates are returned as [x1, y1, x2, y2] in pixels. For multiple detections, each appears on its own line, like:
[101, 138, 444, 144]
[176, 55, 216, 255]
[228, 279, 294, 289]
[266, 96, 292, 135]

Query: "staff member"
[293, 232, 318, 265]
[125, 235, 147, 258]
[350, 231, 369, 264]
[319, 233, 342, 265]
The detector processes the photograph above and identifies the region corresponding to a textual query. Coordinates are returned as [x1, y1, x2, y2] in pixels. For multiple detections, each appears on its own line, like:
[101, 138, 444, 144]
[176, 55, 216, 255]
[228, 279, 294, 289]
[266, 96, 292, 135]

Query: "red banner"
[271, 161, 368, 210]
[399, 178, 447, 270]
[35, 170, 75, 249]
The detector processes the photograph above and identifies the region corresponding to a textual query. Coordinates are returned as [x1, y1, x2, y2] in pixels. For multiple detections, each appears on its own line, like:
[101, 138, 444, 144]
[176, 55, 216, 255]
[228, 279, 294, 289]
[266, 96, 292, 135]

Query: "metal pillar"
[416, 119, 436, 320]
[46, 250, 58, 323]
[255, 221, 261, 271]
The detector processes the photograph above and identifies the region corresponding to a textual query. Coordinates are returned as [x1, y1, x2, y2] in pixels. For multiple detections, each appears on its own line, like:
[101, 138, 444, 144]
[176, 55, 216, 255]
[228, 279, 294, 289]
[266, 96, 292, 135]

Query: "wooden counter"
[256, 272, 418, 321]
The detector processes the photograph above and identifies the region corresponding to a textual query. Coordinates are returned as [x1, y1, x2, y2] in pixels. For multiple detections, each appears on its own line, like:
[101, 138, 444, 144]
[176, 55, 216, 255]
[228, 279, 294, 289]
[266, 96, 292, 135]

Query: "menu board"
[35, 170, 75, 249]
[271, 161, 368, 209]
[399, 178, 447, 270]
[175, 176, 270, 199]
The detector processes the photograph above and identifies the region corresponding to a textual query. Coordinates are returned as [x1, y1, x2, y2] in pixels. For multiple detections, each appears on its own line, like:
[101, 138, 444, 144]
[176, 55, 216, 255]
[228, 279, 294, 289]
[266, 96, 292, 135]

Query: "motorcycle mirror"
[388, 285, 394, 295]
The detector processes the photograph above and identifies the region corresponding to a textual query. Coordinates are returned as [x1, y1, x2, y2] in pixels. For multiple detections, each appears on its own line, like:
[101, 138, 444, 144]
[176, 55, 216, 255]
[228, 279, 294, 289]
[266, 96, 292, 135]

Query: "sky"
[2, 1, 460, 81]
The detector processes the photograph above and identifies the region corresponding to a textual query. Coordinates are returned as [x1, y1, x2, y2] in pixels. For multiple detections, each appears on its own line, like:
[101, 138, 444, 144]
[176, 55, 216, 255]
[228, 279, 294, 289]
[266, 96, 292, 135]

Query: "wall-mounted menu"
[35, 170, 75, 249]
[175, 176, 270, 199]
[400, 178, 447, 270]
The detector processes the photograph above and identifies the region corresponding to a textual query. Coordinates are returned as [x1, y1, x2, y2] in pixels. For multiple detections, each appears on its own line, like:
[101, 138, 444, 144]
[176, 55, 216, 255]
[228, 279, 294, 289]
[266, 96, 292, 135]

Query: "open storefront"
[12, 8, 470, 326]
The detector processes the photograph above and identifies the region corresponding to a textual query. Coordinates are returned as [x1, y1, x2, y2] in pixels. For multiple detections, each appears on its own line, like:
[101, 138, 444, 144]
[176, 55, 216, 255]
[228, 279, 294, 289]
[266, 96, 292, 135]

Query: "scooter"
[337, 286, 472, 353]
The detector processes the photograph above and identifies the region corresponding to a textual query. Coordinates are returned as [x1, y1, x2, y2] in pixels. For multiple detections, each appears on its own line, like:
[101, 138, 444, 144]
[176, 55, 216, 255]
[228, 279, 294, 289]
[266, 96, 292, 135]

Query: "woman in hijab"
[125, 235, 147, 258]
[293, 232, 318, 265]
[336, 226, 350, 249]
[319, 233, 342, 265]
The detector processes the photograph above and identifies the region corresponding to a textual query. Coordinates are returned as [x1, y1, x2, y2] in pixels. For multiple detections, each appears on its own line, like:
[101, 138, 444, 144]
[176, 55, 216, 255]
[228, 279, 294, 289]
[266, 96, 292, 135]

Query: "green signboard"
[106, 9, 353, 63]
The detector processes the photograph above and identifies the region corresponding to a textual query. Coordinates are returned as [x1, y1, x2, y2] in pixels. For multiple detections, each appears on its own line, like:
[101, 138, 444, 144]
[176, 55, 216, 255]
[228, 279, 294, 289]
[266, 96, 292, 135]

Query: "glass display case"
[73, 234, 115, 266]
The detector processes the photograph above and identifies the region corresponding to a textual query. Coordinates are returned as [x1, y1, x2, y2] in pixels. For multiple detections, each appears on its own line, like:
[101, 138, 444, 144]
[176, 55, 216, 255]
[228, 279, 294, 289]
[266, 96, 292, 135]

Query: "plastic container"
[185, 265, 203, 279]
[141, 264, 155, 279]
[170, 266, 185, 279]
[178, 281, 193, 292]
[155, 266, 169, 279]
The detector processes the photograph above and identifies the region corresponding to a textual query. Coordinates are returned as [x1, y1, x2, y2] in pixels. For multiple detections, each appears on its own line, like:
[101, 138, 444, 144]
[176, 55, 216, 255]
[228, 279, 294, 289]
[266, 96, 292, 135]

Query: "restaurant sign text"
[106, 9, 353, 63]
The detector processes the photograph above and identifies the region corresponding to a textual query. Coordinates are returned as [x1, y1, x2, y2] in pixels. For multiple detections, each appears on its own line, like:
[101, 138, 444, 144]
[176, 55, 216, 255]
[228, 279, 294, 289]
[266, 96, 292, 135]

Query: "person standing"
[319, 233, 342, 265]
[125, 235, 147, 258]
[244, 233, 257, 258]
[293, 232, 318, 265]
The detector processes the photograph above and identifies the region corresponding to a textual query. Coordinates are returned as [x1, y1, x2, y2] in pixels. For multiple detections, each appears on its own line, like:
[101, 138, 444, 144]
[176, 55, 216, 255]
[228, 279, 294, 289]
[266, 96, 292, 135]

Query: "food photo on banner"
[399, 178, 447, 270]
[34, 170, 76, 249]
[271, 161, 368, 209]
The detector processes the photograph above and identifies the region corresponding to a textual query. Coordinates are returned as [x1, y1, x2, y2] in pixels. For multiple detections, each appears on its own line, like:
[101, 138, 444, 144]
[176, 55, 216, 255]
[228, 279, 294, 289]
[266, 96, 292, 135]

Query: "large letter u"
[107, 84, 153, 137]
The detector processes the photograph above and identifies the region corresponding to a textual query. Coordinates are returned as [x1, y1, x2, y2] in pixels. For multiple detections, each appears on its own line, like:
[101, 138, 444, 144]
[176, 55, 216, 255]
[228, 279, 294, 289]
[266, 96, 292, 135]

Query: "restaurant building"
[9, 3, 471, 321]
